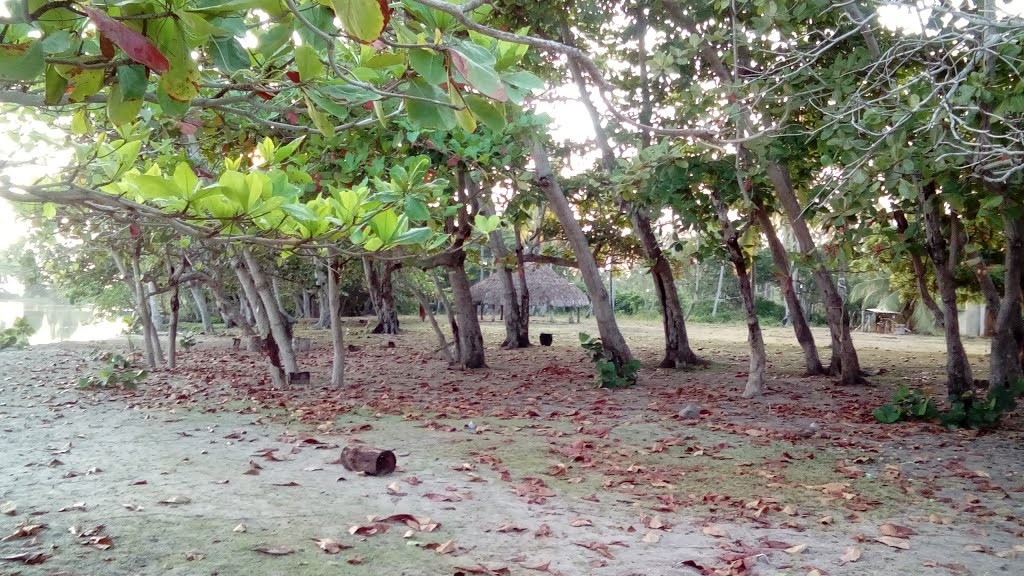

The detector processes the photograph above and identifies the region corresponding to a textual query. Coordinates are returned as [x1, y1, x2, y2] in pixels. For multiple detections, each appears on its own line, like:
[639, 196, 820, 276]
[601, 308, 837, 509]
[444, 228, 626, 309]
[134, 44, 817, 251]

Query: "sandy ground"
[1, 318, 1022, 576]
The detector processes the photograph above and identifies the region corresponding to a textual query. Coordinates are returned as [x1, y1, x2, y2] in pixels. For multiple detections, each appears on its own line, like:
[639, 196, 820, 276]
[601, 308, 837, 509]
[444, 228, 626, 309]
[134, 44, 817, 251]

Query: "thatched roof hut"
[471, 265, 589, 308]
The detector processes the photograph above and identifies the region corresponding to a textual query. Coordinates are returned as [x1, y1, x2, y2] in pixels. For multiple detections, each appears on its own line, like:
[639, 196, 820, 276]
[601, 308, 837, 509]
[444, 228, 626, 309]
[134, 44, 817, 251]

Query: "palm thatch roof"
[471, 265, 590, 308]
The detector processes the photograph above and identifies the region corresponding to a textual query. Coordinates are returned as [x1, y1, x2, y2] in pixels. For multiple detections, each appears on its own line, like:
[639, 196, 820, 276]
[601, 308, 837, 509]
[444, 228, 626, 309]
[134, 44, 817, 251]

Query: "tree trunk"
[167, 278, 179, 369]
[710, 188, 766, 397]
[448, 251, 487, 368]
[233, 252, 284, 387]
[893, 210, 945, 328]
[479, 194, 529, 348]
[327, 255, 345, 386]
[188, 282, 214, 334]
[362, 257, 400, 334]
[920, 183, 973, 396]
[315, 261, 331, 329]
[712, 265, 725, 318]
[765, 162, 864, 385]
[206, 265, 254, 336]
[634, 207, 701, 367]
[754, 202, 826, 375]
[243, 248, 298, 376]
[146, 281, 163, 332]
[531, 141, 633, 367]
[990, 212, 1024, 390]
[432, 273, 460, 365]
[404, 276, 453, 362]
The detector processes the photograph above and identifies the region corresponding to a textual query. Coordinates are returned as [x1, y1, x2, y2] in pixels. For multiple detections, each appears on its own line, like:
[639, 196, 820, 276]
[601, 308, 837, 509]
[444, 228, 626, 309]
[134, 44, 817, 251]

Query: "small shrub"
[579, 332, 640, 388]
[940, 379, 1024, 429]
[754, 298, 786, 323]
[78, 352, 147, 390]
[179, 330, 198, 350]
[0, 317, 35, 350]
[613, 291, 648, 315]
[873, 384, 939, 423]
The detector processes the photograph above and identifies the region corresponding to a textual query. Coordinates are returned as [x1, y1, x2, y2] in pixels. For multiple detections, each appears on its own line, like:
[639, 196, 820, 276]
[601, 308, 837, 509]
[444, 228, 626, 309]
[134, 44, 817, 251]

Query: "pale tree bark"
[920, 183, 974, 396]
[188, 282, 215, 334]
[402, 275, 453, 362]
[432, 273, 460, 365]
[242, 248, 299, 376]
[315, 261, 331, 329]
[232, 253, 283, 385]
[561, 18, 695, 367]
[362, 257, 400, 334]
[754, 201, 826, 375]
[327, 254, 346, 386]
[112, 247, 158, 367]
[664, 1, 863, 384]
[271, 276, 295, 324]
[531, 142, 633, 368]
[205, 263, 254, 335]
[710, 188, 766, 397]
[146, 281, 163, 332]
[893, 210, 945, 329]
[988, 209, 1024, 390]
[478, 191, 529, 348]
[448, 253, 487, 368]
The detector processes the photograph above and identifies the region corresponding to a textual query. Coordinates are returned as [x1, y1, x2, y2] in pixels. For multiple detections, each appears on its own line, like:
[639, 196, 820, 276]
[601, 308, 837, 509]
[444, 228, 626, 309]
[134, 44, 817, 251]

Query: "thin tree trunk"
[479, 194, 529, 348]
[990, 212, 1024, 389]
[233, 253, 284, 387]
[712, 265, 725, 318]
[327, 254, 345, 386]
[920, 183, 974, 396]
[710, 188, 766, 397]
[205, 265, 254, 336]
[404, 276, 452, 363]
[131, 255, 163, 366]
[513, 227, 531, 333]
[188, 282, 214, 334]
[147, 281, 163, 332]
[243, 248, 298, 376]
[167, 280, 179, 369]
[892, 210, 945, 328]
[315, 261, 331, 329]
[754, 203, 826, 375]
[431, 274, 460, 364]
[531, 141, 632, 367]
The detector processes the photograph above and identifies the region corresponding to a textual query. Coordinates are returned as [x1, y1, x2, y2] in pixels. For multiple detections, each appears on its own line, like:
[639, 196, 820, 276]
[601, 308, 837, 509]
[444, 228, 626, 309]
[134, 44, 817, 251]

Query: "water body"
[0, 298, 124, 344]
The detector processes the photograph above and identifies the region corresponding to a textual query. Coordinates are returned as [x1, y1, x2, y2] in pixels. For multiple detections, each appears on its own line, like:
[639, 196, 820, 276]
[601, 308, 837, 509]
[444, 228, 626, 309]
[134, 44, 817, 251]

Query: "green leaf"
[173, 162, 199, 197]
[295, 4, 337, 51]
[208, 36, 250, 74]
[405, 77, 455, 130]
[70, 109, 91, 134]
[156, 81, 191, 116]
[404, 196, 429, 221]
[450, 84, 476, 133]
[369, 208, 401, 244]
[502, 70, 545, 91]
[981, 195, 1004, 210]
[273, 136, 306, 163]
[69, 69, 104, 102]
[256, 23, 293, 60]
[873, 404, 902, 424]
[304, 95, 336, 137]
[44, 65, 68, 105]
[117, 64, 148, 99]
[409, 48, 447, 85]
[42, 202, 57, 219]
[107, 82, 143, 126]
[0, 41, 45, 82]
[473, 213, 500, 234]
[159, 65, 200, 102]
[392, 227, 433, 245]
[465, 94, 505, 132]
[450, 41, 506, 101]
[41, 30, 72, 55]
[331, 0, 389, 42]
[294, 44, 323, 82]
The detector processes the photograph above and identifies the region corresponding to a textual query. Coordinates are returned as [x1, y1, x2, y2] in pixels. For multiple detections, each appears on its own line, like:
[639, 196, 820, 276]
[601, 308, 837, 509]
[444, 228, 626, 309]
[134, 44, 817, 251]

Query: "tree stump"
[232, 337, 241, 350]
[246, 336, 263, 352]
[339, 444, 396, 476]
[287, 371, 310, 385]
[292, 337, 311, 352]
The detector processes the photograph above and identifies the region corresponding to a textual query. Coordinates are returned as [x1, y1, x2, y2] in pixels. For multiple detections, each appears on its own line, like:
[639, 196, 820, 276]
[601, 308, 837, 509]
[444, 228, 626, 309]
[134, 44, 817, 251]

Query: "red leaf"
[285, 70, 301, 83]
[81, 8, 169, 73]
[99, 34, 115, 60]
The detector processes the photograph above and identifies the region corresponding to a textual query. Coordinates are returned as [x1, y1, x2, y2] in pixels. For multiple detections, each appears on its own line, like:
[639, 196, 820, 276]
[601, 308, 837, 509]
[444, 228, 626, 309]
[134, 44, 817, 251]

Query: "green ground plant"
[0, 317, 35, 350]
[78, 351, 148, 390]
[579, 332, 640, 388]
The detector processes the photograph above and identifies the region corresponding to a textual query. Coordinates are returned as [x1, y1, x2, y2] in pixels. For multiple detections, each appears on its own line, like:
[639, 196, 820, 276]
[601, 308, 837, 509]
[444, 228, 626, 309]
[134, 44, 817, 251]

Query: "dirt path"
[1, 321, 1022, 576]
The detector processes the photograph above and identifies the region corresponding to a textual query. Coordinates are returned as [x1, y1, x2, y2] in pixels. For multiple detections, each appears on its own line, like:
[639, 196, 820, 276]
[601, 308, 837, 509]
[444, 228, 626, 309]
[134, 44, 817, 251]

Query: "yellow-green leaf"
[331, 0, 389, 43]
[69, 69, 104, 102]
[294, 44, 323, 82]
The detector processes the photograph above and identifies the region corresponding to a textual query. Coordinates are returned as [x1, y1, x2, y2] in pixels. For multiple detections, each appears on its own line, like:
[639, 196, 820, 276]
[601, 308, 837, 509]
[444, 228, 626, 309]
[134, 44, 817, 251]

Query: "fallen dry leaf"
[641, 515, 670, 530]
[785, 543, 809, 555]
[642, 531, 661, 543]
[928, 513, 954, 525]
[312, 538, 352, 554]
[158, 496, 191, 505]
[534, 523, 552, 537]
[0, 501, 15, 516]
[233, 523, 247, 533]
[702, 525, 730, 538]
[347, 555, 365, 564]
[57, 502, 88, 512]
[184, 549, 204, 561]
[348, 522, 390, 536]
[880, 523, 916, 538]
[0, 551, 52, 564]
[2, 523, 46, 541]
[421, 539, 457, 554]
[874, 536, 910, 550]
[819, 515, 834, 525]
[841, 546, 863, 563]
[570, 517, 593, 527]
[496, 523, 527, 533]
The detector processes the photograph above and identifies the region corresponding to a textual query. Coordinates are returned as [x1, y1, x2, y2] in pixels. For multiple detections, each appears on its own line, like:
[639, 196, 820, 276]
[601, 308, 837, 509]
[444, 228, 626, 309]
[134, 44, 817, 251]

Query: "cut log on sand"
[340, 444, 396, 476]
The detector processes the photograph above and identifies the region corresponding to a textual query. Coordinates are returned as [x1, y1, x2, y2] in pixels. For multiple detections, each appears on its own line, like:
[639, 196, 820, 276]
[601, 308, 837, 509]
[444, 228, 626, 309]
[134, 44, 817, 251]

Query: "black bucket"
[539, 333, 553, 346]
